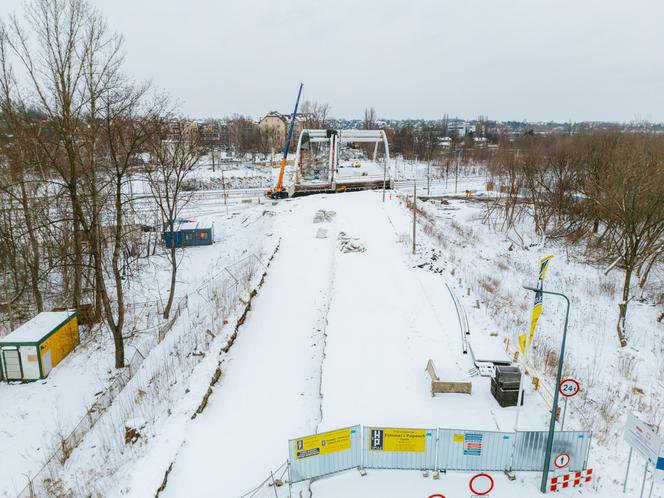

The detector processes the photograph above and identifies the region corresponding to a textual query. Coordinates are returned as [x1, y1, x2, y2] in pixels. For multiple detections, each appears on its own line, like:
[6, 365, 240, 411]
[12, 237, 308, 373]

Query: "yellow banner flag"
[519, 255, 554, 355]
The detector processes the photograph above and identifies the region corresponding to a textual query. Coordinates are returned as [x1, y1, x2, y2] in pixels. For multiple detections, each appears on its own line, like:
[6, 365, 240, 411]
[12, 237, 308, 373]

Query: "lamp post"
[522, 285, 571, 494]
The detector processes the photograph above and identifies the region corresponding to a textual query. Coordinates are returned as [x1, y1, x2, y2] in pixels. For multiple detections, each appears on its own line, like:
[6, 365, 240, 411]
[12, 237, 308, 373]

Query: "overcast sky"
[1, 0, 662, 122]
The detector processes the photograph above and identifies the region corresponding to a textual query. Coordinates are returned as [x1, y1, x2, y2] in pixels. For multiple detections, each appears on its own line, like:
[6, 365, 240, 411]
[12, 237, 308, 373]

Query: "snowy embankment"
[0, 199, 275, 498]
[410, 194, 664, 497]
[149, 198, 338, 498]
[49, 185, 661, 498]
[129, 191, 561, 498]
[56, 205, 278, 497]
[0, 334, 115, 496]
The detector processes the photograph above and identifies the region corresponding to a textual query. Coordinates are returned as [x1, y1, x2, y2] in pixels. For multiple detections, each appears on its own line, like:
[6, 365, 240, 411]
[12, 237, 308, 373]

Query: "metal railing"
[445, 281, 470, 354]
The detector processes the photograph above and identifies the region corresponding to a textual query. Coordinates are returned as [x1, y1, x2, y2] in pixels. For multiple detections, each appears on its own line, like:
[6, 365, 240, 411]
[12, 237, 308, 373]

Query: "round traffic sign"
[559, 378, 580, 397]
[427, 495, 446, 498]
[469, 473, 494, 496]
[554, 453, 570, 469]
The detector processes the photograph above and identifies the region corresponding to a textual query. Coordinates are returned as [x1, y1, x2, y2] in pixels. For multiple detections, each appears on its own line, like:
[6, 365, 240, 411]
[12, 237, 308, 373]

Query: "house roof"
[174, 219, 212, 231]
[1, 311, 76, 344]
[260, 111, 307, 125]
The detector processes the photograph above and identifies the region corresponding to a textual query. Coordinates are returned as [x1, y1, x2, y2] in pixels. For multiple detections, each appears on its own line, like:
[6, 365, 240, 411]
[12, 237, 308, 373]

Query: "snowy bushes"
[409, 195, 664, 455]
[485, 132, 664, 348]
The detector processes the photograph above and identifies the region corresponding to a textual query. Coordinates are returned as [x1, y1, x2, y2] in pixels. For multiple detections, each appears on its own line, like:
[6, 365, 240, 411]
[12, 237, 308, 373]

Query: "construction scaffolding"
[286, 129, 392, 197]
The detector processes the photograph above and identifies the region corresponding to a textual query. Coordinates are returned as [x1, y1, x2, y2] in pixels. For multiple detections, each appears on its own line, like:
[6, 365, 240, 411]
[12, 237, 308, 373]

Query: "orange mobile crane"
[267, 83, 304, 199]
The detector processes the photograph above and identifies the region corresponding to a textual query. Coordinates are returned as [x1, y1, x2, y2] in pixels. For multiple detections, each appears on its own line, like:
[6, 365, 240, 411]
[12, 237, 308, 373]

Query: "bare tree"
[300, 100, 330, 129]
[484, 131, 664, 347]
[0, 0, 164, 368]
[363, 107, 377, 130]
[146, 119, 202, 319]
[582, 133, 664, 347]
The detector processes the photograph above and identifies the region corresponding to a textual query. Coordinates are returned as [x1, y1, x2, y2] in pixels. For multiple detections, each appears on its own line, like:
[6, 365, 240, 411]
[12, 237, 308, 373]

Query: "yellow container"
[0, 311, 79, 381]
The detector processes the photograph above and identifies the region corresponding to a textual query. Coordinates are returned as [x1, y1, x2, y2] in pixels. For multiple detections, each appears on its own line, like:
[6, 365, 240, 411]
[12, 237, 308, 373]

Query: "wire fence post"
[412, 181, 417, 255]
[270, 471, 279, 498]
[287, 460, 292, 498]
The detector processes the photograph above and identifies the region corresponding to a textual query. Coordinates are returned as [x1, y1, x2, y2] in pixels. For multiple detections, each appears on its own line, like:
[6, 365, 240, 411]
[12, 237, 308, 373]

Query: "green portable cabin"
[0, 311, 79, 381]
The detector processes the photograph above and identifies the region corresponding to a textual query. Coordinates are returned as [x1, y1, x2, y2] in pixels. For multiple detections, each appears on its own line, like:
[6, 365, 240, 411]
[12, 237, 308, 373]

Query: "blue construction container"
[163, 220, 214, 248]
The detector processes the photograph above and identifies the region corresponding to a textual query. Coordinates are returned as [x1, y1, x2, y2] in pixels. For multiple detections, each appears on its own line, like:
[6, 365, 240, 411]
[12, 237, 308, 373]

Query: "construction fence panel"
[437, 429, 515, 471]
[512, 431, 591, 472]
[289, 425, 361, 482]
[363, 427, 437, 470]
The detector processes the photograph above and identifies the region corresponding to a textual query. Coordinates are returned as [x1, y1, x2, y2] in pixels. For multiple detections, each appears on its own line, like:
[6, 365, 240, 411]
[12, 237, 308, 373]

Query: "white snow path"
[317, 195, 480, 431]
[159, 199, 338, 498]
[155, 191, 554, 498]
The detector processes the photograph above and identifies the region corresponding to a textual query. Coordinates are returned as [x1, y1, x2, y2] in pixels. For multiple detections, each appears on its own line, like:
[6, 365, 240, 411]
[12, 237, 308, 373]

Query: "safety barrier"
[437, 429, 515, 471]
[512, 430, 591, 472]
[289, 426, 362, 481]
[363, 427, 437, 470]
[288, 425, 592, 484]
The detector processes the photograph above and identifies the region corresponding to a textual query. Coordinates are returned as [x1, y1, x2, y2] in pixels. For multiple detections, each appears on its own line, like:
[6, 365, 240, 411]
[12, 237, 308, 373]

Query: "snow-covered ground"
[113, 190, 613, 498]
[0, 197, 276, 497]
[411, 194, 664, 497]
[0, 335, 115, 495]
[5, 172, 663, 497]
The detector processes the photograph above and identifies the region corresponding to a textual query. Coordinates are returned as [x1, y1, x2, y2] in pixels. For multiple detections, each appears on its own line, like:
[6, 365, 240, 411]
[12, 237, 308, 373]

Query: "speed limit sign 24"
[559, 378, 579, 397]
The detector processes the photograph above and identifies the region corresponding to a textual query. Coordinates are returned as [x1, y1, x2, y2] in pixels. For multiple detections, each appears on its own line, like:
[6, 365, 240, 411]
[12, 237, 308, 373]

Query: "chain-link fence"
[238, 461, 292, 498]
[15, 344, 148, 498]
[15, 253, 267, 498]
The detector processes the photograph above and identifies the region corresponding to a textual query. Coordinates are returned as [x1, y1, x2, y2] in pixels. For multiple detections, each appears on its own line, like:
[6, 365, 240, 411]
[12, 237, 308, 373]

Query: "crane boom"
[269, 82, 304, 199]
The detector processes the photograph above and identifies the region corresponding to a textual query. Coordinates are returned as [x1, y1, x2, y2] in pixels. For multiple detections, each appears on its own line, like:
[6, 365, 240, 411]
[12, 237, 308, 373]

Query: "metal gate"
[2, 348, 22, 380]
[437, 429, 515, 471]
[512, 431, 591, 472]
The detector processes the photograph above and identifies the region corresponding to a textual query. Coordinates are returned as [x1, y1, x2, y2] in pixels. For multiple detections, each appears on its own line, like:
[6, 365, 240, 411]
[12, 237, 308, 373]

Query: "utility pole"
[455, 150, 460, 194]
[412, 181, 417, 254]
[427, 158, 431, 196]
[382, 153, 387, 202]
[523, 286, 571, 494]
[220, 156, 229, 217]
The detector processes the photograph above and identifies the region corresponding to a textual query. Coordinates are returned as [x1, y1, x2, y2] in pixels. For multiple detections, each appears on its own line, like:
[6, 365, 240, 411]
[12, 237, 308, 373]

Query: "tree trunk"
[19, 179, 43, 312]
[163, 223, 177, 319]
[111, 176, 126, 368]
[616, 266, 631, 347]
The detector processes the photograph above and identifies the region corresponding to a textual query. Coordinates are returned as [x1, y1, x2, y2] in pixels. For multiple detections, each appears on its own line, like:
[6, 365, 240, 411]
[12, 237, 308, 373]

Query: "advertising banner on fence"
[289, 425, 361, 482]
[519, 254, 554, 355]
[369, 428, 426, 452]
[439, 429, 515, 471]
[295, 427, 351, 459]
[463, 433, 484, 456]
[363, 427, 437, 470]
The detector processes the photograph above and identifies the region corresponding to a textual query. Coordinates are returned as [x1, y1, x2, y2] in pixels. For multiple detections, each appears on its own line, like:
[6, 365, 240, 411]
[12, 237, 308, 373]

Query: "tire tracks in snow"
[312, 236, 337, 428]
[305, 213, 339, 498]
